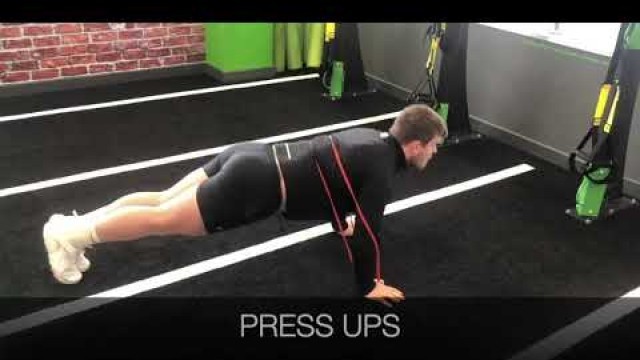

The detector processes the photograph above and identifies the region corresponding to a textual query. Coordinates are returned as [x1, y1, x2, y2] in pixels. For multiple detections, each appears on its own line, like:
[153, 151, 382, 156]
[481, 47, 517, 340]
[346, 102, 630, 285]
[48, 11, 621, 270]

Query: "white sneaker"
[71, 211, 91, 272]
[43, 214, 83, 284]
[76, 251, 91, 273]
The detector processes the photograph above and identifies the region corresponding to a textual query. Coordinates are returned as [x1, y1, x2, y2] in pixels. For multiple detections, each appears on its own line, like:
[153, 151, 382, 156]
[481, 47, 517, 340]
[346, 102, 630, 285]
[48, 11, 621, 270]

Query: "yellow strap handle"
[603, 85, 620, 134]
[593, 84, 611, 126]
[425, 38, 440, 75]
[325, 23, 336, 42]
[425, 23, 446, 75]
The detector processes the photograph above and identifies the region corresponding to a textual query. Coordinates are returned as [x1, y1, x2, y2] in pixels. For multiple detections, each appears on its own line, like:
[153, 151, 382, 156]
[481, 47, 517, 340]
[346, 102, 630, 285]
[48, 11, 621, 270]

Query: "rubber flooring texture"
[1, 74, 639, 360]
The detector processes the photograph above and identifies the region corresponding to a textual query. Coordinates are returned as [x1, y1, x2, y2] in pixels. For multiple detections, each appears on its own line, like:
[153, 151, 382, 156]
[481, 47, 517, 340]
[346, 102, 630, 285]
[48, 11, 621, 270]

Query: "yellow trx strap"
[425, 23, 446, 76]
[604, 85, 620, 134]
[325, 23, 336, 42]
[593, 84, 612, 126]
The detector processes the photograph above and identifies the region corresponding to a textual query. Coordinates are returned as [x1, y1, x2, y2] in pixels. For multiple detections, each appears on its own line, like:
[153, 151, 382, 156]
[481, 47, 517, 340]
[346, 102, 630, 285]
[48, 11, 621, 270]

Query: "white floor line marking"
[0, 74, 319, 123]
[0, 111, 400, 199]
[508, 288, 640, 360]
[0, 163, 534, 338]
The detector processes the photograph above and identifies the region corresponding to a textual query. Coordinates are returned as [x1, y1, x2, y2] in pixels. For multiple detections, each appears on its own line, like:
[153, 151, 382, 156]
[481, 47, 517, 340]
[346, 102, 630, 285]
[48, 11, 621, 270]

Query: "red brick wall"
[0, 23, 205, 84]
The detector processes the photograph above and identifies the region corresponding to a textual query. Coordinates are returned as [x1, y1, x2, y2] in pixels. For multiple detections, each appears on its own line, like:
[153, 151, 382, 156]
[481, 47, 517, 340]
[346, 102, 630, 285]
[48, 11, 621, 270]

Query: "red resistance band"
[314, 136, 382, 282]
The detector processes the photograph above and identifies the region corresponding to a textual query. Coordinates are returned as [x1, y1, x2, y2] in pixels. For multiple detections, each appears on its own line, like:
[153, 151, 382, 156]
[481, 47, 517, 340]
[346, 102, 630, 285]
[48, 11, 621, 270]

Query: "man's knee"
[154, 194, 205, 236]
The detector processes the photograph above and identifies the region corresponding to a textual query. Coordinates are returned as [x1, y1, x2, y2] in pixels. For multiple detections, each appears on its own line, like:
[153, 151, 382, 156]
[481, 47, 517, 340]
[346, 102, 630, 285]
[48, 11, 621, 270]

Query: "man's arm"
[349, 179, 405, 304]
[348, 173, 390, 296]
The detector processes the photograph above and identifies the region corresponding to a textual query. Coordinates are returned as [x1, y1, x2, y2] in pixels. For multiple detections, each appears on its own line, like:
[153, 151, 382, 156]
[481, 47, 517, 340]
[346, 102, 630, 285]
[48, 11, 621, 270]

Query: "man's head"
[389, 104, 447, 170]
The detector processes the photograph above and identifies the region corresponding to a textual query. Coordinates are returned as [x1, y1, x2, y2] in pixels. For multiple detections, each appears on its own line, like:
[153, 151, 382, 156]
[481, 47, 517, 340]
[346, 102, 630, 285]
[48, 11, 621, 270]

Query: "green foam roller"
[626, 23, 640, 50]
[302, 23, 308, 64]
[305, 23, 324, 68]
[286, 23, 303, 70]
[274, 23, 286, 72]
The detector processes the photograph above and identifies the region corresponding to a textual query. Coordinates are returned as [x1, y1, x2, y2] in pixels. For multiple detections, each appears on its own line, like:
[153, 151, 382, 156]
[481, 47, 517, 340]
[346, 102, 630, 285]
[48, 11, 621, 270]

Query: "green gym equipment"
[408, 23, 482, 146]
[567, 23, 640, 224]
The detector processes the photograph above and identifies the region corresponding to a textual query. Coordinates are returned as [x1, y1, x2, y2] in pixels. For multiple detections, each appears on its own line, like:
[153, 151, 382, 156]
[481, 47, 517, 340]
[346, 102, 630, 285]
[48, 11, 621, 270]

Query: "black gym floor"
[1, 74, 640, 359]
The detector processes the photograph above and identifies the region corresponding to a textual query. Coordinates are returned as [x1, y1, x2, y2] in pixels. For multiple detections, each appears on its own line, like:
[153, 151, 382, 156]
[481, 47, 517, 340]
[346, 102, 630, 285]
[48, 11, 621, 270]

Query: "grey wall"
[358, 23, 640, 199]
[359, 23, 430, 98]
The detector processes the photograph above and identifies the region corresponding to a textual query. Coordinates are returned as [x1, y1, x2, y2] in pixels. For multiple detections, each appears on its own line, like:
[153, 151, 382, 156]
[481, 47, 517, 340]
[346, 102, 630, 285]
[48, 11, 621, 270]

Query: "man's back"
[278, 128, 403, 222]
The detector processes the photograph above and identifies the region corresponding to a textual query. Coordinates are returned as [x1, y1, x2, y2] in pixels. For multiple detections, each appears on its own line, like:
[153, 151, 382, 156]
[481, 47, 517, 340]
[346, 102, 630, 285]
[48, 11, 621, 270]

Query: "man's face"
[409, 136, 443, 170]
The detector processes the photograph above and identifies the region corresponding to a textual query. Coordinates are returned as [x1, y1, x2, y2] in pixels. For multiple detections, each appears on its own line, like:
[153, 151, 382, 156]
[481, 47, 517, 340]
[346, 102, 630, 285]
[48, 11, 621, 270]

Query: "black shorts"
[195, 142, 282, 234]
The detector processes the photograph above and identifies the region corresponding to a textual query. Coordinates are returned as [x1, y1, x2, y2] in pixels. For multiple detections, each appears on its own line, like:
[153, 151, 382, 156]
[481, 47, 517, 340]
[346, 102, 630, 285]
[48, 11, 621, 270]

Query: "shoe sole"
[43, 217, 82, 284]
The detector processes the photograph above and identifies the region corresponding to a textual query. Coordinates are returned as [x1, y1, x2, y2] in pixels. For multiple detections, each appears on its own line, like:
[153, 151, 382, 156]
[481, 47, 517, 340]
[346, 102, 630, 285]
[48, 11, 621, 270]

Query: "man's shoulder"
[339, 127, 383, 137]
[335, 128, 385, 147]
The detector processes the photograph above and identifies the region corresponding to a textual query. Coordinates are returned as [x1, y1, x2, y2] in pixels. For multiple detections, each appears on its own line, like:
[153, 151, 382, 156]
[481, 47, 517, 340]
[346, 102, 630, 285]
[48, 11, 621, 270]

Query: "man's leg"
[44, 183, 208, 284]
[44, 146, 248, 284]
[94, 184, 208, 242]
[46, 167, 209, 278]
[81, 168, 209, 222]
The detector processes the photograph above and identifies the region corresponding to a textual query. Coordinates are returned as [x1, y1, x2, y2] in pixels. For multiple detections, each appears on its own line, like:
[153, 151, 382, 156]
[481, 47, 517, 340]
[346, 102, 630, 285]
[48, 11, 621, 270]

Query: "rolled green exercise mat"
[302, 23, 308, 65]
[274, 23, 286, 72]
[305, 23, 325, 68]
[286, 23, 303, 70]
[627, 23, 640, 49]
